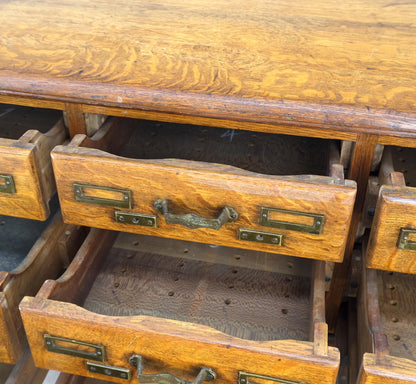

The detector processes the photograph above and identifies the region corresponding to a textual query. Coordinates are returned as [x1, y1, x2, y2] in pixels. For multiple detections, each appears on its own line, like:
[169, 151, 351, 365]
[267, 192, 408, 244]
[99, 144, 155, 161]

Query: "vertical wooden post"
[65, 103, 87, 138]
[325, 133, 378, 333]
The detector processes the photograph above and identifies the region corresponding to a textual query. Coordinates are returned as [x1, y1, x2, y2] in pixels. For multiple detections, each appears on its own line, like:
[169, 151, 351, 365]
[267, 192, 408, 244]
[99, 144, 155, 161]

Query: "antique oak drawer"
[358, 244, 416, 384]
[51, 118, 356, 262]
[366, 147, 416, 273]
[0, 104, 65, 220]
[0, 210, 86, 364]
[20, 230, 340, 384]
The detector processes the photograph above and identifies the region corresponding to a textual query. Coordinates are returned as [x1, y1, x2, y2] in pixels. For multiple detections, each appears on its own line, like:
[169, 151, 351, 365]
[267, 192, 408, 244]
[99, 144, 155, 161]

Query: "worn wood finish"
[1, 0, 416, 140]
[0, 213, 87, 364]
[4, 348, 48, 384]
[0, 119, 65, 220]
[52, 119, 356, 262]
[20, 229, 339, 384]
[357, 244, 416, 384]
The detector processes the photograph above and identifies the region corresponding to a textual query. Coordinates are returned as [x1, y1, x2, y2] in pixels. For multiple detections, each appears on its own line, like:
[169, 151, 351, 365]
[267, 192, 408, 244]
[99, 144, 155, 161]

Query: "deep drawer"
[20, 230, 340, 384]
[358, 242, 416, 383]
[51, 118, 356, 262]
[366, 147, 416, 273]
[0, 210, 86, 364]
[0, 104, 65, 220]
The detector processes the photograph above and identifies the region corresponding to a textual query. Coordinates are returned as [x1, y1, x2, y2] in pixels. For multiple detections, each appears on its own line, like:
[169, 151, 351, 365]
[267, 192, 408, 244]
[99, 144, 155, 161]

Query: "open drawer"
[20, 230, 340, 384]
[51, 118, 356, 262]
[0, 210, 87, 364]
[0, 104, 65, 220]
[357, 241, 416, 383]
[366, 146, 416, 273]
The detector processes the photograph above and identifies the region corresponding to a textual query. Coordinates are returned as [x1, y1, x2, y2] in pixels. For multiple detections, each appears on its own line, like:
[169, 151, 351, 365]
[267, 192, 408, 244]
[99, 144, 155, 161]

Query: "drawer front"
[0, 121, 65, 220]
[359, 354, 416, 384]
[52, 147, 356, 262]
[367, 186, 416, 273]
[20, 297, 340, 384]
[0, 141, 48, 220]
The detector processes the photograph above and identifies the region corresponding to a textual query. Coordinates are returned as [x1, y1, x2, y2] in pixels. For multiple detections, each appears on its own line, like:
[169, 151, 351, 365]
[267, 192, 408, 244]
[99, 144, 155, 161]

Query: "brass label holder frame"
[397, 228, 416, 250]
[115, 211, 158, 227]
[0, 174, 15, 194]
[44, 334, 106, 362]
[238, 371, 305, 384]
[238, 229, 283, 245]
[74, 183, 132, 209]
[260, 207, 325, 234]
[87, 361, 131, 380]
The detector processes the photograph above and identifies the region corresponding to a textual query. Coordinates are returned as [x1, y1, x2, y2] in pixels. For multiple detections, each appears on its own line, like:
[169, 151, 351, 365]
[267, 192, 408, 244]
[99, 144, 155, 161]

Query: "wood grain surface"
[20, 229, 340, 384]
[0, 0, 415, 139]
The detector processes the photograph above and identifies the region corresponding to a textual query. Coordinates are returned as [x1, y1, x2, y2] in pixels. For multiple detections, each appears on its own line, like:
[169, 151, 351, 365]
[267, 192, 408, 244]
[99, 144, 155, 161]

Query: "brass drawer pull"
[74, 183, 132, 209]
[260, 207, 325, 234]
[154, 198, 238, 230]
[44, 334, 106, 362]
[130, 354, 216, 384]
[238, 371, 305, 384]
[397, 228, 416, 250]
[0, 174, 16, 194]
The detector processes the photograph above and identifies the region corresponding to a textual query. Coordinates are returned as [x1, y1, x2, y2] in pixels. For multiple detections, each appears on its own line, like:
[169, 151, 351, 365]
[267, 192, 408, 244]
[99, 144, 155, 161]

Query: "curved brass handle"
[154, 199, 238, 230]
[129, 355, 216, 384]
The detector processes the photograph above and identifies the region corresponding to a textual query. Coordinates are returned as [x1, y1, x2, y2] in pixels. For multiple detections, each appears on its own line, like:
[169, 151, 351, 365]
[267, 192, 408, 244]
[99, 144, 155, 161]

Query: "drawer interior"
[110, 119, 332, 176]
[390, 146, 416, 187]
[0, 104, 62, 139]
[377, 270, 416, 361]
[0, 196, 59, 272]
[54, 231, 316, 343]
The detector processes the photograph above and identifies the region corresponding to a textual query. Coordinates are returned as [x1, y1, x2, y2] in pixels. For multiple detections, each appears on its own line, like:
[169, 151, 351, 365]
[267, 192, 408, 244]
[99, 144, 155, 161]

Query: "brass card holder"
[44, 334, 106, 362]
[397, 228, 416, 250]
[0, 174, 15, 194]
[260, 207, 325, 234]
[74, 183, 132, 209]
[238, 371, 305, 384]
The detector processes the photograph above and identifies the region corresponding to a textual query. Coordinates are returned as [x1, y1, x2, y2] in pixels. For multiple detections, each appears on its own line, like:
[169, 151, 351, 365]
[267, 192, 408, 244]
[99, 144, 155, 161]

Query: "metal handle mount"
[129, 355, 216, 384]
[154, 199, 238, 230]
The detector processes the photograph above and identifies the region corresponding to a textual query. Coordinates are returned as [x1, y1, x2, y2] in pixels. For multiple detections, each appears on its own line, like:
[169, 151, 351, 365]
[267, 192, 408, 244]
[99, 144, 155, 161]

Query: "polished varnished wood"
[367, 147, 416, 273]
[0, 213, 86, 364]
[0, 118, 65, 220]
[52, 118, 356, 262]
[0, 0, 416, 141]
[20, 229, 339, 384]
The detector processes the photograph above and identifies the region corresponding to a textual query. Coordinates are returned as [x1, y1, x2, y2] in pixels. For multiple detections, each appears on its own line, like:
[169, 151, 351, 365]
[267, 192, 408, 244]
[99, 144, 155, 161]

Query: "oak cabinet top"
[1, 0, 415, 133]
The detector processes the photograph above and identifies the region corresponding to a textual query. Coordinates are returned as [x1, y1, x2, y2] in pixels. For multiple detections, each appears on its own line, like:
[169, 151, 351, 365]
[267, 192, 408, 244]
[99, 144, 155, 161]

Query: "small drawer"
[366, 147, 416, 273]
[0, 104, 65, 220]
[20, 230, 340, 384]
[0, 209, 87, 364]
[358, 243, 416, 383]
[51, 118, 356, 262]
